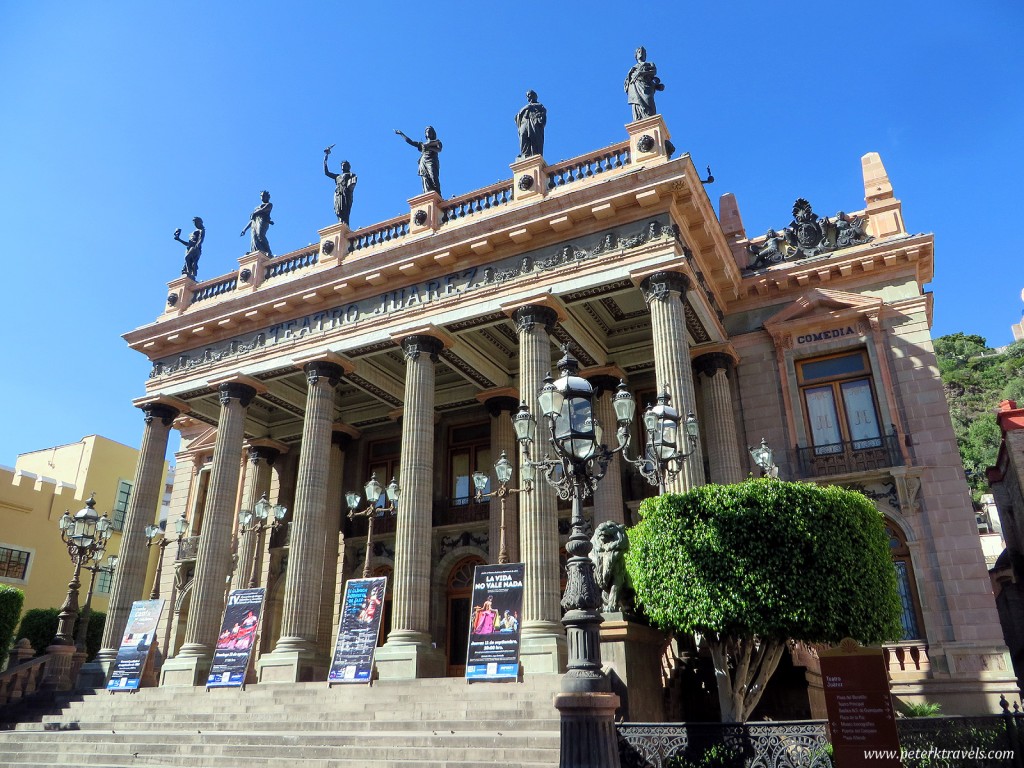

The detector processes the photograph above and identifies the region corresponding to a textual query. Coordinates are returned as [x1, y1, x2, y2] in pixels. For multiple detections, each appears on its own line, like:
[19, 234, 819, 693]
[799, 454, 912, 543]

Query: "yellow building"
[0, 436, 168, 617]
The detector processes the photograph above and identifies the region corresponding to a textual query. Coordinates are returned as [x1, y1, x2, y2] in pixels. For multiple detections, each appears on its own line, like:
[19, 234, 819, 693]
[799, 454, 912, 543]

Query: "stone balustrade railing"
[440, 179, 514, 225]
[0, 653, 51, 707]
[547, 141, 631, 190]
[164, 139, 640, 315]
[347, 214, 411, 254]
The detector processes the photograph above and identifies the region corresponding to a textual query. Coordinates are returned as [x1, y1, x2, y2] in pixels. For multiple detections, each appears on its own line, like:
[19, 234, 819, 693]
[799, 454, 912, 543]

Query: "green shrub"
[0, 585, 25, 659]
[901, 701, 942, 717]
[15, 607, 107, 660]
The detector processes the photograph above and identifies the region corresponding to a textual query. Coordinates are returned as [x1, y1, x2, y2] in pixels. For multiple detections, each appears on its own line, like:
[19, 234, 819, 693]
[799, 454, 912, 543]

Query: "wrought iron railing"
[176, 535, 200, 562]
[794, 433, 902, 479]
[618, 716, 1024, 768]
[432, 498, 489, 527]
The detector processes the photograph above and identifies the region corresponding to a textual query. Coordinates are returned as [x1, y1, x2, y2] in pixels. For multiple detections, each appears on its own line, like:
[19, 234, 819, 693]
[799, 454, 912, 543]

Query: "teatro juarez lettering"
[796, 326, 857, 345]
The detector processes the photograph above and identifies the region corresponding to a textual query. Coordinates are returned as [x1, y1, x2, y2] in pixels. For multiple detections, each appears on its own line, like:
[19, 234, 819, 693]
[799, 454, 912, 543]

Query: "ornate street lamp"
[749, 437, 778, 478]
[43, 493, 113, 690]
[75, 553, 118, 654]
[238, 495, 287, 588]
[145, 515, 190, 599]
[514, 346, 635, 694]
[472, 450, 532, 564]
[622, 388, 699, 494]
[346, 474, 400, 578]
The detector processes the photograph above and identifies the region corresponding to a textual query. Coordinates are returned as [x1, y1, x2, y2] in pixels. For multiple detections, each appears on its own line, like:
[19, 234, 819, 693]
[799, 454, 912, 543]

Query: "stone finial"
[719, 193, 746, 241]
[861, 152, 905, 239]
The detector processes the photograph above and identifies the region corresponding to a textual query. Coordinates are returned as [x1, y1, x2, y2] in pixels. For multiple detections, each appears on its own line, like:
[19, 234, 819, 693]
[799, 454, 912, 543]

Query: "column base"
[75, 660, 109, 690]
[599, 614, 667, 721]
[520, 624, 568, 675]
[375, 632, 445, 680]
[159, 653, 211, 687]
[256, 648, 320, 683]
[554, 691, 622, 768]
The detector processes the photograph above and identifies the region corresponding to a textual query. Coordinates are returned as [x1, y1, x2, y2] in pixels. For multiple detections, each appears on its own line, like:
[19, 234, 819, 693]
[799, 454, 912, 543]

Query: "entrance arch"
[446, 555, 485, 676]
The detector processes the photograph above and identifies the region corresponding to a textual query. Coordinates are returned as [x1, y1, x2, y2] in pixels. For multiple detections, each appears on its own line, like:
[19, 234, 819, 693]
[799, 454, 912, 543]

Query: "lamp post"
[75, 553, 118, 654]
[514, 347, 635, 694]
[144, 516, 190, 599]
[749, 437, 778, 478]
[472, 450, 532, 564]
[621, 388, 699, 495]
[346, 474, 400, 578]
[44, 493, 113, 690]
[238, 494, 287, 588]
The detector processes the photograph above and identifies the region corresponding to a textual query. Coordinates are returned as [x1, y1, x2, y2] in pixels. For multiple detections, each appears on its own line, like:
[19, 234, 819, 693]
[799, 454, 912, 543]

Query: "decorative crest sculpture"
[747, 198, 872, 270]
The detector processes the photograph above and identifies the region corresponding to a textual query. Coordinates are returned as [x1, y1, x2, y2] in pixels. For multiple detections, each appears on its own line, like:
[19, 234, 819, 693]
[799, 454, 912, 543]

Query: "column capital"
[140, 402, 179, 426]
[585, 374, 621, 396]
[218, 381, 257, 407]
[639, 270, 690, 304]
[246, 444, 281, 466]
[133, 394, 189, 423]
[693, 351, 737, 379]
[476, 387, 520, 416]
[400, 334, 445, 362]
[303, 360, 345, 387]
[332, 422, 361, 449]
[511, 305, 559, 335]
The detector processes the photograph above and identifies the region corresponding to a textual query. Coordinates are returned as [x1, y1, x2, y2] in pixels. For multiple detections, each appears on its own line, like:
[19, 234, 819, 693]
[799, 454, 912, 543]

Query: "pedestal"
[159, 653, 210, 687]
[599, 614, 668, 721]
[40, 643, 77, 691]
[75, 659, 108, 690]
[374, 635, 445, 680]
[554, 691, 622, 768]
[256, 648, 319, 683]
[520, 629, 568, 675]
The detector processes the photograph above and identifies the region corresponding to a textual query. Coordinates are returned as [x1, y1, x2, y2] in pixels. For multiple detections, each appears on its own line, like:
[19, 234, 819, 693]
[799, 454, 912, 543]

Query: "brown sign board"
[820, 642, 902, 768]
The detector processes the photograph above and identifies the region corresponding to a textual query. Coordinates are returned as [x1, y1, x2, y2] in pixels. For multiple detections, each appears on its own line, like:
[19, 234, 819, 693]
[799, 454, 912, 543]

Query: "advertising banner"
[465, 562, 524, 680]
[328, 576, 387, 684]
[106, 599, 164, 691]
[205, 587, 265, 689]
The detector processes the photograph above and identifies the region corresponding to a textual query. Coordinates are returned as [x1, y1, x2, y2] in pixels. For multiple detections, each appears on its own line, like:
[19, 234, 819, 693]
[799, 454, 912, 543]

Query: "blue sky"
[0, 1, 1021, 466]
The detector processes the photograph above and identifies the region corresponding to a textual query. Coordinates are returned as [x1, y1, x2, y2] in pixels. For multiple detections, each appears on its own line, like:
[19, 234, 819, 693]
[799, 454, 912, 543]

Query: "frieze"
[562, 279, 635, 304]
[149, 216, 673, 380]
[440, 349, 497, 388]
[747, 198, 873, 271]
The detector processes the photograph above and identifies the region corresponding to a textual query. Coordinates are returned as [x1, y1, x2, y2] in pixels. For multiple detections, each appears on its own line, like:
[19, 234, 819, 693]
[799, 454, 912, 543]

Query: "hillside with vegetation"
[933, 333, 1024, 499]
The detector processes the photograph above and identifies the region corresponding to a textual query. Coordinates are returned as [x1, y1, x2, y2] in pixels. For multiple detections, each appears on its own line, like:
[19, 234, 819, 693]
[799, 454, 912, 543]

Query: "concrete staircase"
[0, 676, 562, 767]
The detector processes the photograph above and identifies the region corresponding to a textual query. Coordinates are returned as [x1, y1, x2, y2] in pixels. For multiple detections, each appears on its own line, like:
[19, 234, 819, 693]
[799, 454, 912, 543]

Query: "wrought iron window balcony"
[795, 432, 903, 479]
[175, 536, 200, 562]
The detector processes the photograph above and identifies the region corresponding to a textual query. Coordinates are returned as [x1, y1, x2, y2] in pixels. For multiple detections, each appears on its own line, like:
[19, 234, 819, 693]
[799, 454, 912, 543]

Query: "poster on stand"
[106, 599, 164, 691]
[205, 588, 265, 689]
[328, 576, 387, 684]
[465, 563, 524, 681]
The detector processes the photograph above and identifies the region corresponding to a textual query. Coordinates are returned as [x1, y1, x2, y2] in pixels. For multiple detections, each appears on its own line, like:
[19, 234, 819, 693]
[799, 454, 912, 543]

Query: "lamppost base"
[553, 691, 622, 768]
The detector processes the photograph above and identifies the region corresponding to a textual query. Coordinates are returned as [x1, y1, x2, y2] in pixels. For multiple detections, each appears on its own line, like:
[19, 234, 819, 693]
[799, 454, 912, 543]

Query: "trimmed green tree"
[0, 584, 25, 660]
[626, 479, 902, 722]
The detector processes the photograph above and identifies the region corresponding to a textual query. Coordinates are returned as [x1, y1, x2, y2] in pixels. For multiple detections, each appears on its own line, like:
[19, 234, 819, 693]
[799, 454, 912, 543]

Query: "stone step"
[22, 717, 561, 733]
[0, 729, 559, 767]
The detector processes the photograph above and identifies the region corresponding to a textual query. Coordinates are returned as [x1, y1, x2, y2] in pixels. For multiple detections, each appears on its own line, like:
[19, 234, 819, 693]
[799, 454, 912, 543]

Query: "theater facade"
[100, 114, 1014, 716]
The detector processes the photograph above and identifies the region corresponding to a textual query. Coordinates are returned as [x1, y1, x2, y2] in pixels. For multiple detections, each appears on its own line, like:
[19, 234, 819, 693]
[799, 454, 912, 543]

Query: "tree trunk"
[706, 634, 787, 722]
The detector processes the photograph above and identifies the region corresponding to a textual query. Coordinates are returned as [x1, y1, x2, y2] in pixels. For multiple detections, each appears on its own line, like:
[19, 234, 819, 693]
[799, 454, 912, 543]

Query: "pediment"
[763, 289, 882, 331]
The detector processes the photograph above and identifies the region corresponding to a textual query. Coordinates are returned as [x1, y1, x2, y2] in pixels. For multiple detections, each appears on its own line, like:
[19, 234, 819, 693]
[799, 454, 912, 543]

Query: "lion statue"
[590, 520, 635, 614]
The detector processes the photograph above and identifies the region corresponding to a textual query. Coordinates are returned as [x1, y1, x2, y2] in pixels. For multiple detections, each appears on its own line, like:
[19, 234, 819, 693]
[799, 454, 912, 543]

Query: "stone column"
[258, 361, 342, 683]
[315, 430, 350, 666]
[588, 376, 626, 526]
[161, 382, 255, 686]
[375, 334, 446, 679]
[512, 305, 567, 674]
[231, 445, 277, 592]
[641, 272, 705, 491]
[694, 353, 744, 485]
[485, 396, 520, 563]
[91, 400, 179, 679]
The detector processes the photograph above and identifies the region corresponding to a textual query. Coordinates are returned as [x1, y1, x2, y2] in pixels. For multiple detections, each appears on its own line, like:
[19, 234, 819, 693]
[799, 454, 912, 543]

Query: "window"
[797, 350, 881, 454]
[0, 546, 30, 581]
[365, 438, 401, 506]
[448, 423, 490, 505]
[887, 523, 924, 640]
[96, 568, 114, 594]
[111, 480, 133, 530]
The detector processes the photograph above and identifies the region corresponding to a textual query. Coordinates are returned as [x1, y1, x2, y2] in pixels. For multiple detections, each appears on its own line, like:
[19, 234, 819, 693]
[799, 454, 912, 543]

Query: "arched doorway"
[446, 555, 484, 676]
[370, 564, 394, 646]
